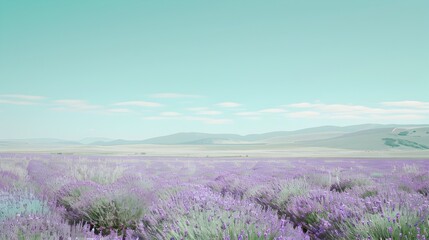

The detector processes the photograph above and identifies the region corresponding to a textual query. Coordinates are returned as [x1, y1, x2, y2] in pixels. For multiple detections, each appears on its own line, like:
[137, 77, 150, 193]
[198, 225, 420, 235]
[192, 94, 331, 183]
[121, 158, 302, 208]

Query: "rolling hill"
[1, 124, 428, 152]
[296, 126, 429, 150]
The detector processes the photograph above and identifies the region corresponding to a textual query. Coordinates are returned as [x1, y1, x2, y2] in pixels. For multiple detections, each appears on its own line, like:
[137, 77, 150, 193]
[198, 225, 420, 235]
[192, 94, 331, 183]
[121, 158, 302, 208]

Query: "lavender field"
[2, 0, 428, 239]
[0, 153, 428, 240]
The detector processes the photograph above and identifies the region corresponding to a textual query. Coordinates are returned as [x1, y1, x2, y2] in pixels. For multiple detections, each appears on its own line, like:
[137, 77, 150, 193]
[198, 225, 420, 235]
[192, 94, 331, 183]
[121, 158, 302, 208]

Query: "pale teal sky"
[0, 0, 428, 140]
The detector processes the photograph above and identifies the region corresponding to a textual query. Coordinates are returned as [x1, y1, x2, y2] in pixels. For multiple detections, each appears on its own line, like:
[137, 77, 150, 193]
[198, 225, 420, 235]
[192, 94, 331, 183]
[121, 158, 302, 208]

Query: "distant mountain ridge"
[1, 124, 429, 151]
[136, 124, 429, 145]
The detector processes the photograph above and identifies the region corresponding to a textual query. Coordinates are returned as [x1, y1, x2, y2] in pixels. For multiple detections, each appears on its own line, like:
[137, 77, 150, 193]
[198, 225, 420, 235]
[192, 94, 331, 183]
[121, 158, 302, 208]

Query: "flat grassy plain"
[2, 143, 429, 158]
[1, 148, 429, 239]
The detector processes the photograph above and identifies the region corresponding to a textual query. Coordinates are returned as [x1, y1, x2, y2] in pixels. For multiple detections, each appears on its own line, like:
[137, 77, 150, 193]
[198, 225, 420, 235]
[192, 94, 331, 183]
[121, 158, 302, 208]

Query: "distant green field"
[383, 138, 429, 150]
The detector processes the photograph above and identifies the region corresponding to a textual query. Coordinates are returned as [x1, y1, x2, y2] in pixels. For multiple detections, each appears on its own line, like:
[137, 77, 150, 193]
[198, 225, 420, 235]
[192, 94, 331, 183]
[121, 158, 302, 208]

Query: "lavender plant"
[340, 204, 429, 239]
[139, 185, 309, 240]
[0, 212, 99, 240]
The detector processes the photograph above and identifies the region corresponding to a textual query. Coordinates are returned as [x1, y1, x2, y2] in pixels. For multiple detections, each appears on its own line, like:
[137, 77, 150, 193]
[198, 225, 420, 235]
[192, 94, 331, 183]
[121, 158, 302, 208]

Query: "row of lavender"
[0, 153, 429, 239]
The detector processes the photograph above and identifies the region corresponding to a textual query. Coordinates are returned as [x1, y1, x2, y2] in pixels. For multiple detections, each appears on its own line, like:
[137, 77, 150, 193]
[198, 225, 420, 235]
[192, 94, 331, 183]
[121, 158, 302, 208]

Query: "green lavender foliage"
[340, 207, 429, 240]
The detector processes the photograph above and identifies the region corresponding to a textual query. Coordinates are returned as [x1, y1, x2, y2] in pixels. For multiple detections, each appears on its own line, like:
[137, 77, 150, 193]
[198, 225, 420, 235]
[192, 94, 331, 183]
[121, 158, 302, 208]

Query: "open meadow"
[1, 153, 429, 239]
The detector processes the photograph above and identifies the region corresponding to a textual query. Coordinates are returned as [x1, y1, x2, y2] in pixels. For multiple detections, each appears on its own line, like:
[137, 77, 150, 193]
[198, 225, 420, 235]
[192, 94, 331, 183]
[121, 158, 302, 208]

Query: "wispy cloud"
[0, 94, 46, 105]
[286, 102, 429, 120]
[143, 116, 167, 120]
[187, 107, 222, 115]
[381, 101, 429, 109]
[183, 116, 232, 125]
[288, 103, 383, 114]
[150, 93, 202, 99]
[114, 101, 162, 107]
[288, 103, 315, 108]
[196, 110, 222, 115]
[0, 99, 37, 105]
[160, 111, 182, 117]
[234, 108, 286, 118]
[203, 118, 232, 125]
[236, 111, 260, 116]
[288, 111, 321, 118]
[0, 94, 45, 100]
[144, 115, 232, 125]
[259, 108, 287, 113]
[107, 108, 132, 113]
[187, 107, 209, 112]
[371, 114, 426, 120]
[216, 102, 241, 108]
[53, 99, 101, 111]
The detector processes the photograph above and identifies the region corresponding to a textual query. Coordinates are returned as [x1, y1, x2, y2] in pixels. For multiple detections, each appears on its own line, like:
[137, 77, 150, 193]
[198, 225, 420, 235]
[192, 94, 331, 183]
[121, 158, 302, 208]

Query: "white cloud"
[108, 108, 132, 113]
[144, 115, 232, 125]
[326, 114, 363, 120]
[0, 99, 37, 105]
[235, 108, 285, 118]
[187, 107, 209, 112]
[50, 107, 67, 111]
[160, 112, 182, 117]
[204, 118, 232, 125]
[289, 103, 404, 114]
[0, 94, 45, 100]
[196, 110, 222, 115]
[183, 116, 232, 125]
[367, 114, 426, 120]
[143, 116, 168, 120]
[286, 101, 429, 119]
[259, 108, 287, 113]
[0, 94, 46, 105]
[54, 99, 100, 110]
[216, 102, 241, 108]
[288, 102, 315, 108]
[150, 93, 202, 99]
[188, 107, 222, 115]
[243, 116, 261, 120]
[114, 101, 162, 107]
[288, 111, 321, 118]
[236, 112, 260, 116]
[381, 101, 429, 109]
